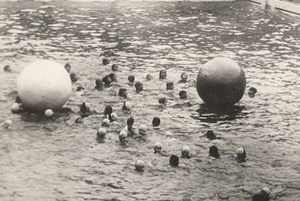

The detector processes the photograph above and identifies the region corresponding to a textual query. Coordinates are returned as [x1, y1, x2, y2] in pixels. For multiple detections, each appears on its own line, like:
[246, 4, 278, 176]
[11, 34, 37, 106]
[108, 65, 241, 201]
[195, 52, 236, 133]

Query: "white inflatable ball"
[45, 109, 54, 118]
[17, 60, 72, 112]
[196, 57, 246, 106]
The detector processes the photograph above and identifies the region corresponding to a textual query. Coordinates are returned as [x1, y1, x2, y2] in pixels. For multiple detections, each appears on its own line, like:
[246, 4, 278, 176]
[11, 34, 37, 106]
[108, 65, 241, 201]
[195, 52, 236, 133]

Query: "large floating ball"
[196, 57, 246, 106]
[17, 60, 72, 112]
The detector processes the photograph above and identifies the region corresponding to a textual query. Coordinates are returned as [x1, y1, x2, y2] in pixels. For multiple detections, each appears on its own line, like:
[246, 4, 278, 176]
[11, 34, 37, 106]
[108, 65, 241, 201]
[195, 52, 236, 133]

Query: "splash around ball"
[17, 60, 72, 112]
[196, 57, 246, 106]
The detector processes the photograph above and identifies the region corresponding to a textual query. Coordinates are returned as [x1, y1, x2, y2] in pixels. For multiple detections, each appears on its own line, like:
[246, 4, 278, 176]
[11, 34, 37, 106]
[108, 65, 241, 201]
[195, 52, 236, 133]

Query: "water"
[0, 1, 300, 200]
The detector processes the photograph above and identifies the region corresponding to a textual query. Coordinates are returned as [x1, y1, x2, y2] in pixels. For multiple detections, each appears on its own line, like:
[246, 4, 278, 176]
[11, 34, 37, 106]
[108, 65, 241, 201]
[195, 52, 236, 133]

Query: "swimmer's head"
[152, 117, 161, 127]
[102, 58, 109, 65]
[75, 116, 83, 123]
[181, 145, 190, 158]
[135, 82, 143, 93]
[111, 112, 118, 121]
[76, 86, 84, 91]
[128, 74, 135, 83]
[236, 147, 246, 162]
[95, 79, 103, 89]
[209, 145, 220, 158]
[102, 75, 112, 86]
[122, 101, 132, 110]
[138, 124, 147, 135]
[97, 128, 106, 140]
[179, 90, 187, 99]
[15, 96, 22, 104]
[169, 155, 179, 167]
[64, 63, 71, 72]
[102, 118, 110, 127]
[3, 64, 12, 72]
[248, 87, 257, 98]
[159, 69, 167, 79]
[119, 130, 128, 144]
[180, 72, 188, 82]
[135, 160, 145, 172]
[252, 187, 270, 201]
[109, 73, 117, 82]
[80, 102, 91, 114]
[70, 72, 79, 83]
[104, 105, 113, 116]
[158, 97, 167, 104]
[206, 130, 216, 140]
[118, 88, 127, 98]
[127, 117, 134, 126]
[3, 119, 13, 129]
[146, 74, 152, 80]
[154, 142, 162, 153]
[111, 64, 118, 71]
[166, 82, 174, 90]
[11, 103, 21, 113]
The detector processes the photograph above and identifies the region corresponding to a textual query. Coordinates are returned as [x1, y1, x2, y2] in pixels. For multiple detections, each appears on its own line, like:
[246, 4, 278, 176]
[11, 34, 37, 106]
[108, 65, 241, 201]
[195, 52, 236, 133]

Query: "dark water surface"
[0, 1, 300, 200]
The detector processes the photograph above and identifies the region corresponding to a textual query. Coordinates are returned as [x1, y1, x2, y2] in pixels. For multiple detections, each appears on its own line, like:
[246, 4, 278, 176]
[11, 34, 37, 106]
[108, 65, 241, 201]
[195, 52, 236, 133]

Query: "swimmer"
[252, 187, 270, 201]
[104, 105, 113, 117]
[80, 102, 91, 117]
[146, 74, 152, 80]
[248, 87, 257, 98]
[209, 145, 220, 158]
[110, 112, 118, 122]
[75, 116, 83, 123]
[109, 73, 117, 82]
[152, 117, 161, 127]
[11, 103, 21, 113]
[76, 86, 84, 92]
[158, 97, 167, 104]
[64, 63, 71, 72]
[135, 82, 143, 93]
[118, 88, 127, 98]
[128, 74, 135, 83]
[179, 72, 188, 83]
[159, 69, 167, 79]
[179, 90, 187, 99]
[45, 109, 53, 118]
[15, 96, 22, 104]
[166, 82, 174, 90]
[111, 64, 118, 71]
[122, 101, 132, 110]
[205, 130, 218, 140]
[3, 120, 13, 129]
[70, 72, 79, 83]
[154, 142, 162, 153]
[102, 118, 110, 127]
[181, 145, 190, 158]
[102, 75, 112, 86]
[135, 160, 145, 172]
[119, 130, 128, 145]
[95, 79, 103, 90]
[97, 128, 106, 142]
[236, 147, 247, 162]
[3, 65, 12, 72]
[169, 155, 179, 167]
[102, 58, 109, 65]
[138, 124, 147, 135]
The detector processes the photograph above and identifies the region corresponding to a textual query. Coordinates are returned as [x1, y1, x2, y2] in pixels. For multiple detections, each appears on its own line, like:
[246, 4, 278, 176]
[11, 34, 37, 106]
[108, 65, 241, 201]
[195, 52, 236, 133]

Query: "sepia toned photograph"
[0, 0, 299, 200]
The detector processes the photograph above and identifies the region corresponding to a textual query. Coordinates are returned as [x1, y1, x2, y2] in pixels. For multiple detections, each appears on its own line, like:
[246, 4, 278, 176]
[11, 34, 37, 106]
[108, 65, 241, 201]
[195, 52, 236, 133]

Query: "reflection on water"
[0, 1, 300, 201]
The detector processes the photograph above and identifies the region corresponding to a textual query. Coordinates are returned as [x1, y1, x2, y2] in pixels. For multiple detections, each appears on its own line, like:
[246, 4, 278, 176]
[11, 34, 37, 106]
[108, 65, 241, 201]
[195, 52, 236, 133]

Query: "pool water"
[0, 1, 299, 200]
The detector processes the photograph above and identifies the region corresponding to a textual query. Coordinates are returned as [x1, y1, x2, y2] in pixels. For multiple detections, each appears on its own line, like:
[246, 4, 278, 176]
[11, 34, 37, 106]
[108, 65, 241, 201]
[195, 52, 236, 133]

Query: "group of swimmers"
[3, 60, 267, 200]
